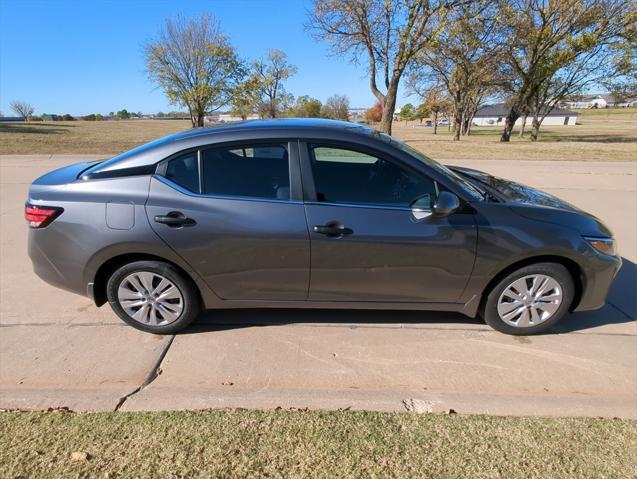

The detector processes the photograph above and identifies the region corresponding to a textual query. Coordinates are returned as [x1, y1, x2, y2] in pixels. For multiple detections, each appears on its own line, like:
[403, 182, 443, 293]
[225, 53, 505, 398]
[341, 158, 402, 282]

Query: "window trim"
[300, 141, 440, 210]
[155, 139, 302, 203]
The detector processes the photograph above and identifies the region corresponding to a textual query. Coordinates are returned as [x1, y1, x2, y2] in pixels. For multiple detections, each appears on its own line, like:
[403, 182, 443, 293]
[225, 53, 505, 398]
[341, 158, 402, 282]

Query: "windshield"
[390, 138, 484, 201]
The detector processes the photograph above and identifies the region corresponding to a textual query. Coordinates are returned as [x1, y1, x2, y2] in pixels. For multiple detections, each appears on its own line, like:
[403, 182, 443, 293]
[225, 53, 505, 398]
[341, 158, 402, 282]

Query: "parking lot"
[1, 155, 635, 417]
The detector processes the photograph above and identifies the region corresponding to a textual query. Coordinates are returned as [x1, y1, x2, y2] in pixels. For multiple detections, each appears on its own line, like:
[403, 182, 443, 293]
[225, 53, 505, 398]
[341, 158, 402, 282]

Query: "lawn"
[0, 108, 635, 161]
[1, 410, 635, 478]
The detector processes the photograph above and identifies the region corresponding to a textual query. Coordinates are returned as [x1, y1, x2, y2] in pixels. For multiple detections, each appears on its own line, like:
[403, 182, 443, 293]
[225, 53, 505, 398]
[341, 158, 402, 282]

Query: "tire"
[482, 262, 574, 335]
[106, 260, 201, 334]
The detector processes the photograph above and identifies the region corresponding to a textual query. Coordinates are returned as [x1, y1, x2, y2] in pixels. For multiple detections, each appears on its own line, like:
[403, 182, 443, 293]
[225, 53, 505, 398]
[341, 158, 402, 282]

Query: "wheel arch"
[480, 255, 584, 313]
[91, 252, 204, 307]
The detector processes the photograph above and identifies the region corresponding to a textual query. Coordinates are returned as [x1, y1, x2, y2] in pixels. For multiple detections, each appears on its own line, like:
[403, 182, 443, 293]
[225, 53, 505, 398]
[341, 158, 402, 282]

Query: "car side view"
[26, 119, 621, 335]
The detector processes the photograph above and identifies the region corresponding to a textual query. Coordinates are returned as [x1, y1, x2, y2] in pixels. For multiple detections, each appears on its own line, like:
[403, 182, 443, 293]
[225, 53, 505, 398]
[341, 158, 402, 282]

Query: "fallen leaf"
[71, 451, 90, 461]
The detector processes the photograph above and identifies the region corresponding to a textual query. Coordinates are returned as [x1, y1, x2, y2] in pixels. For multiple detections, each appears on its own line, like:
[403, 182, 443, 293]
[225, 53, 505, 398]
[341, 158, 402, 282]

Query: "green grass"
[1, 410, 636, 478]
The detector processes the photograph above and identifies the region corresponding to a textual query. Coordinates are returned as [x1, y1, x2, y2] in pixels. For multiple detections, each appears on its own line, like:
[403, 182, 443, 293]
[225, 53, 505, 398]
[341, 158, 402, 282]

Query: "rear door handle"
[313, 221, 353, 237]
[154, 211, 196, 228]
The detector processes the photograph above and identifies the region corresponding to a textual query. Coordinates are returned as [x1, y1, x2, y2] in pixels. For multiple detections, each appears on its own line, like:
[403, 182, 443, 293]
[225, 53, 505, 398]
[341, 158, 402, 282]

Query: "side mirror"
[432, 191, 460, 217]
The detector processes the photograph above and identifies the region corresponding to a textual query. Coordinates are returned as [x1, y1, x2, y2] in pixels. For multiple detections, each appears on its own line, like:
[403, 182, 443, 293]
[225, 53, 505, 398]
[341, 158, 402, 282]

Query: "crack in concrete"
[113, 335, 175, 411]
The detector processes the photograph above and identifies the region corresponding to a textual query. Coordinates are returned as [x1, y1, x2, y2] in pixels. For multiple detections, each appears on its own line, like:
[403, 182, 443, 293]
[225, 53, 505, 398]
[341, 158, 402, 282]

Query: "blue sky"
[0, 0, 415, 116]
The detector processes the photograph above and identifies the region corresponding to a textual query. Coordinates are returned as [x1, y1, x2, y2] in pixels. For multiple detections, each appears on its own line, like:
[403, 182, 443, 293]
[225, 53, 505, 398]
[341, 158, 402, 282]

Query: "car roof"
[87, 119, 388, 174]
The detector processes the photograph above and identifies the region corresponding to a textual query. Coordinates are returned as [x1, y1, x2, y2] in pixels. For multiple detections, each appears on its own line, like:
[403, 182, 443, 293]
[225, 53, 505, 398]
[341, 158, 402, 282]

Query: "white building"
[205, 113, 259, 124]
[561, 94, 637, 109]
[472, 103, 578, 126]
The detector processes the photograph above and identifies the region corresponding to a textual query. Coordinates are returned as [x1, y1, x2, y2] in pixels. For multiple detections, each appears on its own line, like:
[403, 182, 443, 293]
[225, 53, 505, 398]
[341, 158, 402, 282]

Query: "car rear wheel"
[482, 263, 574, 335]
[106, 260, 201, 334]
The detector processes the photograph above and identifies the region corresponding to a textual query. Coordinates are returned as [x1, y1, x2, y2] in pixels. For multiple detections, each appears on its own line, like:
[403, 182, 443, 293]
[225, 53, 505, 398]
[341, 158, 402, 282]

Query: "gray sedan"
[26, 119, 621, 335]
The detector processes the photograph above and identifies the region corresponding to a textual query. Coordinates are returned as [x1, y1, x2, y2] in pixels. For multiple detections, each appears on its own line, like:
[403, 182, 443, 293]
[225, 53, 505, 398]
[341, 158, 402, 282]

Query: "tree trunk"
[453, 110, 462, 141]
[379, 83, 398, 135]
[530, 114, 541, 141]
[518, 114, 527, 138]
[500, 108, 520, 142]
[433, 111, 438, 135]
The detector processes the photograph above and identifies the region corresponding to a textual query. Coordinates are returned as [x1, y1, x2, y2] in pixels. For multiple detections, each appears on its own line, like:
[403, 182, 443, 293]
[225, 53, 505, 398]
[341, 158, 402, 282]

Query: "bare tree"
[496, 0, 632, 142]
[250, 50, 297, 118]
[408, 1, 500, 140]
[322, 94, 350, 120]
[308, 0, 464, 135]
[145, 14, 243, 127]
[10, 101, 34, 122]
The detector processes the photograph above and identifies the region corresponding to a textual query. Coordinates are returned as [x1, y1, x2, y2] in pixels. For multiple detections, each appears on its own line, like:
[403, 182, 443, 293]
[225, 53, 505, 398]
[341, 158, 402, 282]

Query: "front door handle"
[154, 211, 196, 228]
[313, 221, 353, 237]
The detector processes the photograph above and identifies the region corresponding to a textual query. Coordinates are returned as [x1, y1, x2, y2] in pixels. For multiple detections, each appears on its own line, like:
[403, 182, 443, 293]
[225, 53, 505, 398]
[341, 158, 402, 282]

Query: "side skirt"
[204, 295, 482, 318]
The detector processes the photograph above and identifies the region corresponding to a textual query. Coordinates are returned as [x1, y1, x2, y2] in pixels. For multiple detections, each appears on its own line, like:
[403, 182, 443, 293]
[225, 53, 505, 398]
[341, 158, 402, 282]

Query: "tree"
[417, 88, 451, 134]
[230, 78, 259, 120]
[145, 14, 244, 127]
[249, 49, 297, 118]
[408, 0, 499, 140]
[10, 101, 34, 121]
[309, 0, 465, 134]
[286, 95, 323, 118]
[322, 94, 350, 120]
[496, 0, 633, 141]
[364, 101, 383, 123]
[116, 109, 130, 120]
[399, 103, 415, 123]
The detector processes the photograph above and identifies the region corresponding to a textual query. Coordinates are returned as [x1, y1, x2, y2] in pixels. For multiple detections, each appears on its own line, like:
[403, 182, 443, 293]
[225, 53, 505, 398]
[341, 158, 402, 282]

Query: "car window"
[310, 145, 437, 208]
[165, 152, 199, 193]
[202, 143, 290, 200]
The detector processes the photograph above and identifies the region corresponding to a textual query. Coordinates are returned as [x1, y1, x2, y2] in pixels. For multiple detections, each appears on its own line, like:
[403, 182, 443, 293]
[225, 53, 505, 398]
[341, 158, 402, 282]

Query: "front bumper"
[573, 252, 622, 312]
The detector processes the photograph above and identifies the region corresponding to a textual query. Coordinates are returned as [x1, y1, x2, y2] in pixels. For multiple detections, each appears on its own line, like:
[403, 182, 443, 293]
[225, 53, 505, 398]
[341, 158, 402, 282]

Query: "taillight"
[25, 203, 64, 228]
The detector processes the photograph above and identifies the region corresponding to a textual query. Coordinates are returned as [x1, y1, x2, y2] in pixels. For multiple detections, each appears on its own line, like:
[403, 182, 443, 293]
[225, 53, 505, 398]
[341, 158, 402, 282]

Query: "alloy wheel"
[117, 271, 184, 326]
[496, 274, 562, 328]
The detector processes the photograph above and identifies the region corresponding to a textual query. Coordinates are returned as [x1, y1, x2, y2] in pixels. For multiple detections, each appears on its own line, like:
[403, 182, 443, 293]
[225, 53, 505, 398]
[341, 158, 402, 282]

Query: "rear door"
[145, 141, 310, 300]
[301, 143, 477, 302]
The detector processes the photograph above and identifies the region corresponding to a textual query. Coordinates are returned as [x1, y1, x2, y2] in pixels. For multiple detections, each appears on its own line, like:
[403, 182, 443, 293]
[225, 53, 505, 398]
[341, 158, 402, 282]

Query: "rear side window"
[165, 152, 199, 193]
[201, 143, 290, 200]
[310, 145, 437, 208]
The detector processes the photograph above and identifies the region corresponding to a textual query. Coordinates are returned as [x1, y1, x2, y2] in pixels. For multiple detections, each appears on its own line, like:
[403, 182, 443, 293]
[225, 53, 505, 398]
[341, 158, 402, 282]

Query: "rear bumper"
[573, 253, 622, 312]
[28, 228, 87, 298]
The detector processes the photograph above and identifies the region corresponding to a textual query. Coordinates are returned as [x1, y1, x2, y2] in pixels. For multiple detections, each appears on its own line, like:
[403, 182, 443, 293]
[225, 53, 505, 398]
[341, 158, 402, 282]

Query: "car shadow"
[183, 309, 486, 335]
[182, 257, 636, 335]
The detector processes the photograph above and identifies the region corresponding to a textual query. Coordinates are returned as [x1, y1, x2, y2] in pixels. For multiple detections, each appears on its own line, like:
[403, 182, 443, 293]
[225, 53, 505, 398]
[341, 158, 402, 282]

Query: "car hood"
[449, 166, 613, 237]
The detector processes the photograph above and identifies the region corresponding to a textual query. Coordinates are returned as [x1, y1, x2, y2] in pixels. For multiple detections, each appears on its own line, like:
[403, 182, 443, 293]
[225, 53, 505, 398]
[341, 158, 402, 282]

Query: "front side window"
[310, 145, 437, 209]
[202, 143, 290, 200]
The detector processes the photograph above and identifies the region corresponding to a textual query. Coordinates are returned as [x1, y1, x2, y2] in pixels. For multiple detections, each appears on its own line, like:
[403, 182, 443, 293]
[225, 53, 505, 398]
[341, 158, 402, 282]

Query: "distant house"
[348, 108, 367, 122]
[561, 94, 637, 109]
[472, 103, 578, 126]
[205, 113, 259, 123]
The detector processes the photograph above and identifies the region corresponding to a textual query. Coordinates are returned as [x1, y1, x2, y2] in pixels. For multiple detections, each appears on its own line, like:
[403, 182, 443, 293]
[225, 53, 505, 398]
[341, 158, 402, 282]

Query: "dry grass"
[0, 119, 191, 155]
[393, 108, 637, 161]
[1, 410, 636, 478]
[0, 109, 635, 161]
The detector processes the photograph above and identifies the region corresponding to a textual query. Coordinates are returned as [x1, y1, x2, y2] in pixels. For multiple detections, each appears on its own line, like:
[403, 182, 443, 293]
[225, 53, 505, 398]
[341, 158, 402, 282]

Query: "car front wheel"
[106, 260, 201, 334]
[482, 262, 574, 335]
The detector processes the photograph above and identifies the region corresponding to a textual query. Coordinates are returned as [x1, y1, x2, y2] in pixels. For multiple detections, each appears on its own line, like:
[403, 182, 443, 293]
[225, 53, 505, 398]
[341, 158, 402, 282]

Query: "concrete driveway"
[1, 155, 635, 417]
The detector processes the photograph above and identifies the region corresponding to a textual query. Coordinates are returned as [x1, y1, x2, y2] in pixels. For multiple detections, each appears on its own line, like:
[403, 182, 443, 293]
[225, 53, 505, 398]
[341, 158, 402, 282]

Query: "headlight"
[584, 237, 617, 256]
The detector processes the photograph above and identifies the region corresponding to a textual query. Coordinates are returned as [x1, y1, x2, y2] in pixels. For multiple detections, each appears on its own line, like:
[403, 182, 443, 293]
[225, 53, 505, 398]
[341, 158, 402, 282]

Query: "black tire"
[106, 260, 201, 334]
[482, 262, 574, 335]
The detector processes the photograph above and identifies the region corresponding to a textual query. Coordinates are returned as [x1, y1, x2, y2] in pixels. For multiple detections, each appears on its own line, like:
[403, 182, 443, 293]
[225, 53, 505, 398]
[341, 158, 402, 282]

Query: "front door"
[303, 144, 477, 302]
[146, 142, 310, 300]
